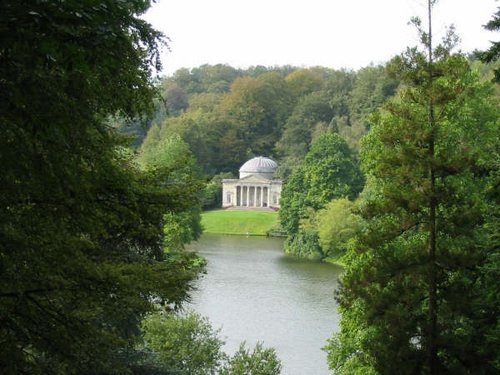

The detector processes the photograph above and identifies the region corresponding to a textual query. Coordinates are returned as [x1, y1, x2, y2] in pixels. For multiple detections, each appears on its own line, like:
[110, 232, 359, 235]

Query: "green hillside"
[202, 209, 279, 236]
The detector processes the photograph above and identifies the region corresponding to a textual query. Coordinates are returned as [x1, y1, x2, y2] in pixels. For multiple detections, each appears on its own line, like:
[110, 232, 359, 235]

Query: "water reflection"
[187, 234, 342, 375]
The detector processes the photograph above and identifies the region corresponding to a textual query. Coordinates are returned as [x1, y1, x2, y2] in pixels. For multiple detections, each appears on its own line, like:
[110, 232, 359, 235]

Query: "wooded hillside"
[120, 64, 400, 177]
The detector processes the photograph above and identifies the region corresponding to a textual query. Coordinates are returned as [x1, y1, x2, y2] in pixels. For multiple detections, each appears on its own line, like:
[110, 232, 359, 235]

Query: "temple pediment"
[238, 175, 272, 184]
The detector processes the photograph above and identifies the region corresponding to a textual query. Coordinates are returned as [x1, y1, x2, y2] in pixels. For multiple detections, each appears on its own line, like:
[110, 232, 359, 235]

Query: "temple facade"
[222, 156, 282, 209]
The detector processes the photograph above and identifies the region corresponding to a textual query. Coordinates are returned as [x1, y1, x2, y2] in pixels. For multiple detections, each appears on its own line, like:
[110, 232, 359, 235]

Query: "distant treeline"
[118, 64, 398, 175]
[122, 61, 497, 180]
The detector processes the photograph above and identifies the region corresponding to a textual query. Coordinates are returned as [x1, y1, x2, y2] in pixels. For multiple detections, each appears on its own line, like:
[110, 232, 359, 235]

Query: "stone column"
[267, 186, 271, 208]
[246, 185, 249, 207]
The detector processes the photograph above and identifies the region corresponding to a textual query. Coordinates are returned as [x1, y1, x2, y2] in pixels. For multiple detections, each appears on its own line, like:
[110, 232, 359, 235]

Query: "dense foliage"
[326, 3, 500, 374]
[316, 198, 364, 258]
[141, 311, 226, 375]
[0, 1, 204, 374]
[140, 310, 282, 375]
[129, 64, 400, 178]
[137, 134, 204, 251]
[279, 132, 364, 259]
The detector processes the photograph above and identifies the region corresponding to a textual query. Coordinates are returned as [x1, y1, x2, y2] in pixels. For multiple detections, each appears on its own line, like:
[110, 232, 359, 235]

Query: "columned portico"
[222, 157, 282, 209]
[229, 184, 274, 208]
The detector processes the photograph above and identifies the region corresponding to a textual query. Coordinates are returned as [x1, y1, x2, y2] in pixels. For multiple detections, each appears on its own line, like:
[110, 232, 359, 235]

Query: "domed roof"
[239, 156, 278, 173]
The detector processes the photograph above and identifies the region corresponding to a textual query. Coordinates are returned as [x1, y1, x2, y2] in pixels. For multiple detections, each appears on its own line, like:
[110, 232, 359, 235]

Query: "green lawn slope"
[202, 209, 279, 236]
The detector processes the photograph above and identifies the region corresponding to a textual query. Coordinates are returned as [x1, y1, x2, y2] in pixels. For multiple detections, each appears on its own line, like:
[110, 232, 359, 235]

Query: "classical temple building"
[222, 156, 282, 209]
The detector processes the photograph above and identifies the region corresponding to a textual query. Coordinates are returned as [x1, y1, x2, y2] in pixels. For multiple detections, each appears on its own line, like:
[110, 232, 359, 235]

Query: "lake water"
[187, 234, 342, 375]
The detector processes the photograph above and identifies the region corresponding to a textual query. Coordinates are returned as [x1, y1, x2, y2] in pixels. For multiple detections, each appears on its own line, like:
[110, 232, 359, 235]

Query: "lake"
[187, 234, 342, 375]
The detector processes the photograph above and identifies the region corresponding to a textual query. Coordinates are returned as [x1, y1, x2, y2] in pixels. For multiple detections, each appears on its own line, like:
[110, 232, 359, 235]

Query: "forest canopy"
[127, 64, 401, 177]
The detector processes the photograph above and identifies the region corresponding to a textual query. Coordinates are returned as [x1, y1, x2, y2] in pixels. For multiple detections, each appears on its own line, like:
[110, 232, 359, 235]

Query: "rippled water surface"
[188, 234, 342, 375]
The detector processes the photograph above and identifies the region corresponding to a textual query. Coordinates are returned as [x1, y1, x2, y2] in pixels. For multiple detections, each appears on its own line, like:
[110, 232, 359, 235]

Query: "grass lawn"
[202, 209, 279, 236]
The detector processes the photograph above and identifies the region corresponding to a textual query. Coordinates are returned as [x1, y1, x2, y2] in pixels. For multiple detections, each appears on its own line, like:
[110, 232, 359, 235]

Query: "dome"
[240, 156, 278, 173]
[239, 156, 278, 179]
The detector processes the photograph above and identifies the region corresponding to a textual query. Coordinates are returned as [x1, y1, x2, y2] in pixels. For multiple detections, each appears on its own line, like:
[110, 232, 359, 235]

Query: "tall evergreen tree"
[326, 1, 499, 374]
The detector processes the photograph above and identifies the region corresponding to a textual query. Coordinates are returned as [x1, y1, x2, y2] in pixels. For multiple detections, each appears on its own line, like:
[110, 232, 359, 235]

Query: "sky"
[143, 0, 499, 76]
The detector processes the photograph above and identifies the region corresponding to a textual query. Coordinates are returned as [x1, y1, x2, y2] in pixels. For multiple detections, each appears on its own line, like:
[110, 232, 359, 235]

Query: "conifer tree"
[326, 1, 499, 373]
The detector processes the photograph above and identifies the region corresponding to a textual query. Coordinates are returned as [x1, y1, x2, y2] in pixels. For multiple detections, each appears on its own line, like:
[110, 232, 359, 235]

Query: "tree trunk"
[427, 1, 439, 373]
